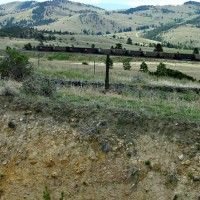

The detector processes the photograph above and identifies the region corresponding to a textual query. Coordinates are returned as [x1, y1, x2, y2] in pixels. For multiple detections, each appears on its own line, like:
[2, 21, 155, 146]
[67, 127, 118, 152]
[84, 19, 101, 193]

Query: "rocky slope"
[0, 96, 199, 199]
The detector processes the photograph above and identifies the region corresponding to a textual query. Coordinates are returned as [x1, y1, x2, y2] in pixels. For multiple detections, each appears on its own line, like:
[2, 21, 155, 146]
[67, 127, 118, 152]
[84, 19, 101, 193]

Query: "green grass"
[51, 85, 200, 122]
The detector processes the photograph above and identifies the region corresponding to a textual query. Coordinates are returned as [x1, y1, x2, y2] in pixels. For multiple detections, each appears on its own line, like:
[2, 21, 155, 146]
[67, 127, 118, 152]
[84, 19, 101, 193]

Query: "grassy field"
[28, 51, 200, 82]
[0, 31, 194, 55]
[0, 48, 200, 123]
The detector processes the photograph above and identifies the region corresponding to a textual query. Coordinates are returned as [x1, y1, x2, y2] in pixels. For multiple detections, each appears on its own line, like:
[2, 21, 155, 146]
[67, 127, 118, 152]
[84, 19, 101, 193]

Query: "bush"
[140, 61, 148, 72]
[0, 48, 33, 81]
[123, 59, 132, 70]
[149, 62, 196, 81]
[0, 80, 20, 96]
[22, 75, 56, 97]
[23, 43, 32, 50]
[82, 62, 89, 65]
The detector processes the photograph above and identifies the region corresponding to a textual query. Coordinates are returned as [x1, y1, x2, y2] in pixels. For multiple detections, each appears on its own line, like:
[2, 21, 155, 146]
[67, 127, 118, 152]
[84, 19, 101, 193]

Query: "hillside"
[0, 0, 199, 35]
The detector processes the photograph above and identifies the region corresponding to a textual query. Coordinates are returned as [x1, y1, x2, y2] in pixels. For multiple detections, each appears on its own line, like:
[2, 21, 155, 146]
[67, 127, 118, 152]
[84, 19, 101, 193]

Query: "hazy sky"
[1, 0, 200, 9]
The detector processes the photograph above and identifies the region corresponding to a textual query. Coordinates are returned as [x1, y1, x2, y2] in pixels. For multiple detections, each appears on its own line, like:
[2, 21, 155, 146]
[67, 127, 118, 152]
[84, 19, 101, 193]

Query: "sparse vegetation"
[188, 172, 194, 179]
[43, 187, 51, 200]
[43, 187, 64, 200]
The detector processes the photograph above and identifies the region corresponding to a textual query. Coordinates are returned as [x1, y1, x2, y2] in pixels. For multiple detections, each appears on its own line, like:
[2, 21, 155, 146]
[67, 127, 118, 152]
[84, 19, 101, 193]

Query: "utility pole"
[105, 54, 110, 90]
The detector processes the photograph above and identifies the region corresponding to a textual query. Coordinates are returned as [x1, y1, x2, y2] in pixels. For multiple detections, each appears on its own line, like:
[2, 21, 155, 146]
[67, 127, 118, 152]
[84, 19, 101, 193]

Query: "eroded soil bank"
[0, 96, 199, 200]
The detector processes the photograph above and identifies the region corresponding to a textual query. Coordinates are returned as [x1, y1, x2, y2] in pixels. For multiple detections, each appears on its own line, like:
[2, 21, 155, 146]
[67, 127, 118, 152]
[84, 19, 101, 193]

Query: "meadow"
[0, 35, 199, 122]
[8, 50, 196, 122]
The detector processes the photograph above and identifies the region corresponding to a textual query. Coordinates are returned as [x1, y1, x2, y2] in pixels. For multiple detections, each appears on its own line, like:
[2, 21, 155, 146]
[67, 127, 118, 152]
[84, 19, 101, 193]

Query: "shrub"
[43, 187, 51, 200]
[145, 160, 151, 166]
[82, 62, 89, 65]
[23, 43, 32, 50]
[149, 62, 196, 81]
[0, 80, 20, 96]
[140, 61, 148, 72]
[0, 48, 33, 81]
[123, 59, 132, 70]
[22, 75, 56, 97]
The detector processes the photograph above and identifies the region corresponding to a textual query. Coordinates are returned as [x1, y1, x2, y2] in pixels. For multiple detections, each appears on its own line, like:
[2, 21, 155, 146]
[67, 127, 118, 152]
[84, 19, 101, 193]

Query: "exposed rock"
[178, 154, 184, 160]
[8, 120, 16, 129]
[181, 160, 191, 166]
[45, 159, 55, 168]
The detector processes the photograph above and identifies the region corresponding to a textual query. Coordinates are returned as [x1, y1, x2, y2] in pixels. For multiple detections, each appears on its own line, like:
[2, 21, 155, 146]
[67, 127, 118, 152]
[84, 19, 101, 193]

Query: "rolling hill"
[0, 0, 199, 48]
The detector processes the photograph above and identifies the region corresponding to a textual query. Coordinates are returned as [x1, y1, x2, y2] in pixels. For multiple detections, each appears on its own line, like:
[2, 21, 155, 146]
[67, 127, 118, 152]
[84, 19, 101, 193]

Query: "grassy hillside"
[0, 0, 200, 48]
[0, 0, 199, 34]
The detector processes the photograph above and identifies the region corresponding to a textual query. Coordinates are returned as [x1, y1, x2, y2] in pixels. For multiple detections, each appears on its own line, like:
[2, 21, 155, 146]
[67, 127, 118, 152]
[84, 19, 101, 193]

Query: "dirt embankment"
[0, 96, 199, 200]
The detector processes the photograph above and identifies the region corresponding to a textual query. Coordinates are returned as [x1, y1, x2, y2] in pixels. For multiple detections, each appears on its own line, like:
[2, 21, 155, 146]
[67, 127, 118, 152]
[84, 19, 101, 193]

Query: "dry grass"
[0, 79, 21, 96]
[30, 57, 200, 86]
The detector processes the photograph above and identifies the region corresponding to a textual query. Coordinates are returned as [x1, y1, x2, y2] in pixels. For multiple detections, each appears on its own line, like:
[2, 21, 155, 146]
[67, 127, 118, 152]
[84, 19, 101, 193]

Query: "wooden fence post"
[105, 54, 110, 90]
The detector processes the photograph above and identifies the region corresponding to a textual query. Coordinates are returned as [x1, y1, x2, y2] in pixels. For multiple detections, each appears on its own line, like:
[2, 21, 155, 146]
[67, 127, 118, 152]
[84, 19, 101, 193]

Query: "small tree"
[156, 62, 167, 76]
[154, 43, 163, 52]
[126, 37, 132, 45]
[140, 61, 148, 72]
[193, 47, 199, 54]
[0, 48, 32, 81]
[115, 43, 123, 49]
[123, 59, 132, 70]
[91, 43, 95, 48]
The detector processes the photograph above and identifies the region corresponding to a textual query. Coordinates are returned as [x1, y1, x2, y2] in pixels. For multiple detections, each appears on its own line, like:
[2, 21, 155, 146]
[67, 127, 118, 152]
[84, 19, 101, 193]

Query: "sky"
[0, 0, 200, 10]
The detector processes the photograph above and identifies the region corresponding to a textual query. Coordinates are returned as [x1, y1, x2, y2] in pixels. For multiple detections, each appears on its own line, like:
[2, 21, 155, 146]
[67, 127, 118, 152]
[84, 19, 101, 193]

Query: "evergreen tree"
[154, 43, 163, 52]
[126, 37, 132, 45]
[140, 61, 148, 72]
[193, 47, 199, 54]
[115, 43, 123, 49]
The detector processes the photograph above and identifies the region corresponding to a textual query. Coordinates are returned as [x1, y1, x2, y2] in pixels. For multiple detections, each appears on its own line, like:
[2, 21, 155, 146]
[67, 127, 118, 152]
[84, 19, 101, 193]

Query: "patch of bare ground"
[0, 96, 199, 200]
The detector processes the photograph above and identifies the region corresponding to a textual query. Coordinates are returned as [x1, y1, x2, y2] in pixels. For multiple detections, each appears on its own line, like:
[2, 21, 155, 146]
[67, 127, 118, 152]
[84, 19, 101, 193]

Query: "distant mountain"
[118, 5, 153, 14]
[0, 0, 199, 41]
[184, 1, 200, 6]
